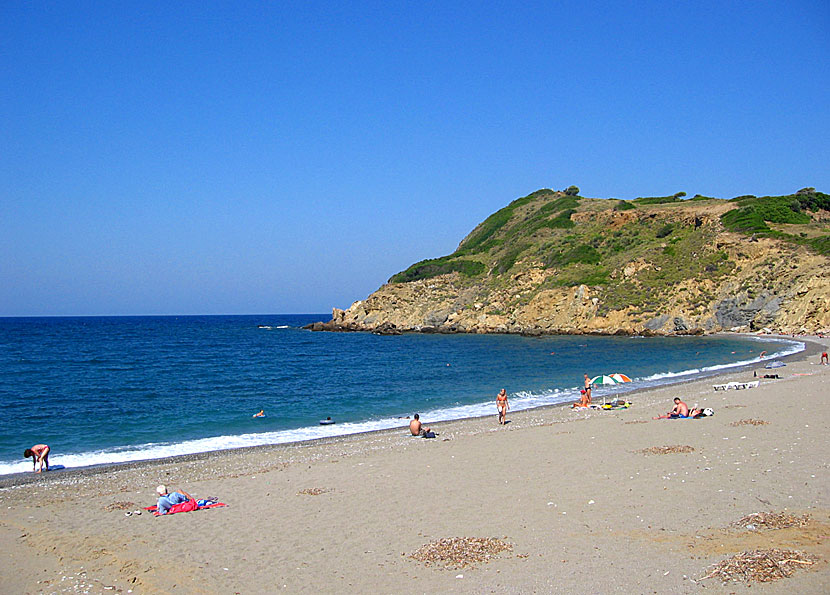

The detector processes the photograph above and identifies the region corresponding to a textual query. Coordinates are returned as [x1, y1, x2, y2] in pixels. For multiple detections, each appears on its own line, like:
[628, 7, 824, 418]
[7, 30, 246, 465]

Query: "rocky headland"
[310, 188, 830, 336]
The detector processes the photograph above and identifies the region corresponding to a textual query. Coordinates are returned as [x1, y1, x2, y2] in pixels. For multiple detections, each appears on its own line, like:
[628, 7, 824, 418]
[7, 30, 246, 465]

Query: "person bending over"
[409, 414, 431, 436]
[23, 444, 50, 473]
[155, 485, 194, 515]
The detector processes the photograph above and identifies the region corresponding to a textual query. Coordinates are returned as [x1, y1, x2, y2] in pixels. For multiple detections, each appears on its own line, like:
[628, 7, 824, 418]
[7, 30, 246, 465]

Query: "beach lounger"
[713, 380, 759, 391]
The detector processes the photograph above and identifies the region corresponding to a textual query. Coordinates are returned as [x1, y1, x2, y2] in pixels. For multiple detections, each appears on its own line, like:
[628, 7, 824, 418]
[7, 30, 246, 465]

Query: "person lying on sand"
[409, 414, 433, 437]
[155, 485, 194, 515]
[23, 444, 50, 473]
[653, 397, 689, 419]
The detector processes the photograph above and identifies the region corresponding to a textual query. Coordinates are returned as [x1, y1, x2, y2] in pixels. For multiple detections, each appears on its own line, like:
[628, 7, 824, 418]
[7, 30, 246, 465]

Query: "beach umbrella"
[590, 374, 620, 406]
[610, 373, 632, 383]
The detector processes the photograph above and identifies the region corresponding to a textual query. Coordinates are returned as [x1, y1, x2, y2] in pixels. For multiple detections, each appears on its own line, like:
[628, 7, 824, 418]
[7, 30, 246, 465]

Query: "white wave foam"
[0, 338, 804, 477]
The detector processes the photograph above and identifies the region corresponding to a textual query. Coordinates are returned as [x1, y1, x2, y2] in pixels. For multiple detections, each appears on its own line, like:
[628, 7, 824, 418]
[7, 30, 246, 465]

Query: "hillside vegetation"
[315, 187, 830, 335]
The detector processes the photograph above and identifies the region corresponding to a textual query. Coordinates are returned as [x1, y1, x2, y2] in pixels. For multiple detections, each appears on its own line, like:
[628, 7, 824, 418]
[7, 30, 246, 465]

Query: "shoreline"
[0, 333, 815, 489]
[1, 334, 827, 593]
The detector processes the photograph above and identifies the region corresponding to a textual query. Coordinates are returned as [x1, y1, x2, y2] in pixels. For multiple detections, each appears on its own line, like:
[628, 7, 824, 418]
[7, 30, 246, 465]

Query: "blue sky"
[2, 1, 828, 316]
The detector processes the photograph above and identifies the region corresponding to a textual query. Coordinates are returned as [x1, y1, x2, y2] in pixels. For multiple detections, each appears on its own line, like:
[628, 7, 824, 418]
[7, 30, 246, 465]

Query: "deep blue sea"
[0, 315, 803, 475]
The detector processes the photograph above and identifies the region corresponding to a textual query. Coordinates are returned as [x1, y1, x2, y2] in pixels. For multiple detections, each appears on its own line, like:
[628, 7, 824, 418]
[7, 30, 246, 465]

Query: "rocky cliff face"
[310, 189, 830, 336]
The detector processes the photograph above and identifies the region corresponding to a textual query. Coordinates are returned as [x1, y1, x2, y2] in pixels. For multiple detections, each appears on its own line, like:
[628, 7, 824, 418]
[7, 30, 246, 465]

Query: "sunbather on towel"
[155, 485, 194, 515]
[653, 397, 689, 419]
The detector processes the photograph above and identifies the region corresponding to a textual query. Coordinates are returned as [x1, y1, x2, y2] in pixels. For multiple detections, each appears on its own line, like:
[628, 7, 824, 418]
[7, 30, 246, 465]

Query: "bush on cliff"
[390, 256, 485, 283]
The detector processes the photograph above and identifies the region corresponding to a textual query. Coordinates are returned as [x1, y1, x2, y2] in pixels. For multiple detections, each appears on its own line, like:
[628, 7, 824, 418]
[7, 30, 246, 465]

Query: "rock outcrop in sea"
[309, 188, 830, 336]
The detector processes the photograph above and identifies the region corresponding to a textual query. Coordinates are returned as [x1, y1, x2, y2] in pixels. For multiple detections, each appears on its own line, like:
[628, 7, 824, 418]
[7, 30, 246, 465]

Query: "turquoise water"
[0, 315, 802, 475]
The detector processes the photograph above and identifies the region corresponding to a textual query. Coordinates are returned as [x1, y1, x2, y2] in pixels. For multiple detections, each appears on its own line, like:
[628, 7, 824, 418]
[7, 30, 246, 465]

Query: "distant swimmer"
[253, 410, 265, 418]
[496, 389, 509, 425]
[23, 444, 50, 473]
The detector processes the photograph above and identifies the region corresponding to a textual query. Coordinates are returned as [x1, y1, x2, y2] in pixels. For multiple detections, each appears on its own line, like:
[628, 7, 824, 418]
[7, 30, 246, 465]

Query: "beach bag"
[423, 431, 436, 439]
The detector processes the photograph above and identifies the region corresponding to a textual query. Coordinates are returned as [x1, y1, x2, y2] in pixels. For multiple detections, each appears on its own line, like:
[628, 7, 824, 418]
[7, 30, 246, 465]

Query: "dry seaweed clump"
[409, 537, 513, 569]
[297, 487, 331, 496]
[104, 501, 136, 511]
[701, 549, 819, 584]
[732, 511, 810, 531]
[638, 445, 695, 455]
[730, 418, 770, 426]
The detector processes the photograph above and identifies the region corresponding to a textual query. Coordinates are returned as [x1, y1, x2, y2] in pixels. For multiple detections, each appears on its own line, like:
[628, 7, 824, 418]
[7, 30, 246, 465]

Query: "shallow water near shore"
[0, 315, 803, 475]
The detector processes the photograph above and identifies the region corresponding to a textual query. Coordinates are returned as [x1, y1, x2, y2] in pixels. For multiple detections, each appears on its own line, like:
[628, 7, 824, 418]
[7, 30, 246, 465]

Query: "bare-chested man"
[583, 374, 593, 405]
[409, 414, 431, 436]
[653, 397, 689, 419]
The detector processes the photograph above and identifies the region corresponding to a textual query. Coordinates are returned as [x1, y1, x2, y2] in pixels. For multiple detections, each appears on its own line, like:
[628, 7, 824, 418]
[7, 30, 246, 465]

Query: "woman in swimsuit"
[24, 444, 50, 473]
[496, 389, 509, 425]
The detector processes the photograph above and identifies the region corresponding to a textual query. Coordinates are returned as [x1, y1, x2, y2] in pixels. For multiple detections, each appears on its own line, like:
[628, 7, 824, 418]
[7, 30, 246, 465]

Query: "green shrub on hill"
[655, 223, 674, 238]
[546, 243, 601, 268]
[807, 236, 830, 255]
[795, 190, 830, 212]
[390, 256, 485, 283]
[496, 243, 529, 274]
[544, 209, 576, 229]
[633, 192, 686, 205]
[460, 189, 557, 253]
[614, 200, 636, 211]
[721, 195, 811, 234]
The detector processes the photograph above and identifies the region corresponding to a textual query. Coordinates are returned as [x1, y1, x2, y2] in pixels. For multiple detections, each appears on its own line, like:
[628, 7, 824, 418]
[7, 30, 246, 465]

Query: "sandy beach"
[1, 336, 827, 594]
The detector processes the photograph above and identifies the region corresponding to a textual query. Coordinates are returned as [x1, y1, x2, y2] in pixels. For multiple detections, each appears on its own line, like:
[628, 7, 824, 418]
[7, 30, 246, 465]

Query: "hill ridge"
[311, 187, 830, 335]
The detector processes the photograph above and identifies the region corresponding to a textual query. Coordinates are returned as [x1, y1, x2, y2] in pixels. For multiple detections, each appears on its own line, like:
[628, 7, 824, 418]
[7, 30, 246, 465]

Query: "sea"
[0, 315, 804, 476]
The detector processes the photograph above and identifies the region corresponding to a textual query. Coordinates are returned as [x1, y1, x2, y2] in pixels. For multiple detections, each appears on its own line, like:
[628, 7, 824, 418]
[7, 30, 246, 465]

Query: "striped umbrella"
[610, 373, 632, 383]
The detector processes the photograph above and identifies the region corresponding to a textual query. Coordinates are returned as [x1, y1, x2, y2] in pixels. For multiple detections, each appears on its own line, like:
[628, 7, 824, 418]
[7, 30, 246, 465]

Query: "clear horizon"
[2, 2, 828, 317]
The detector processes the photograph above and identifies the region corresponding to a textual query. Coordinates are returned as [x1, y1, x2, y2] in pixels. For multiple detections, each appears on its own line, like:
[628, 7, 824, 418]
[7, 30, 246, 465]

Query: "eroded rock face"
[310, 232, 829, 336]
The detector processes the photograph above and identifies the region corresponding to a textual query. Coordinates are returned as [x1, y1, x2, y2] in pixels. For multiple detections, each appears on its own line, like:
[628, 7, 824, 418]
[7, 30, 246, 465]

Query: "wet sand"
[1, 335, 828, 594]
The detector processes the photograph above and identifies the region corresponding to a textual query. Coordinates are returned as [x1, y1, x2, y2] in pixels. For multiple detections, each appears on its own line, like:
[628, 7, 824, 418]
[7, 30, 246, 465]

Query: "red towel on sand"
[144, 501, 227, 516]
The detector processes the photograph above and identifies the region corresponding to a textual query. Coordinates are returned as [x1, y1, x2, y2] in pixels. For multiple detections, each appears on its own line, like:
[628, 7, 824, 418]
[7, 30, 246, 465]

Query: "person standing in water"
[23, 444, 50, 473]
[496, 389, 509, 425]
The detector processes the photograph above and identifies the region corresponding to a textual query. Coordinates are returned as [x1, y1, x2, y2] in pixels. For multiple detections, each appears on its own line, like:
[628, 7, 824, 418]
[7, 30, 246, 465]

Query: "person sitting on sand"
[155, 485, 194, 515]
[496, 388, 509, 425]
[573, 389, 590, 408]
[409, 414, 431, 436]
[253, 410, 265, 418]
[653, 397, 689, 419]
[23, 444, 50, 473]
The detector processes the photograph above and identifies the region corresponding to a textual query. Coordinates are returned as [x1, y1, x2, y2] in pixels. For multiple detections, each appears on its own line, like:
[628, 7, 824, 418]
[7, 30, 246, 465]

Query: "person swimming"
[252, 410, 265, 418]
